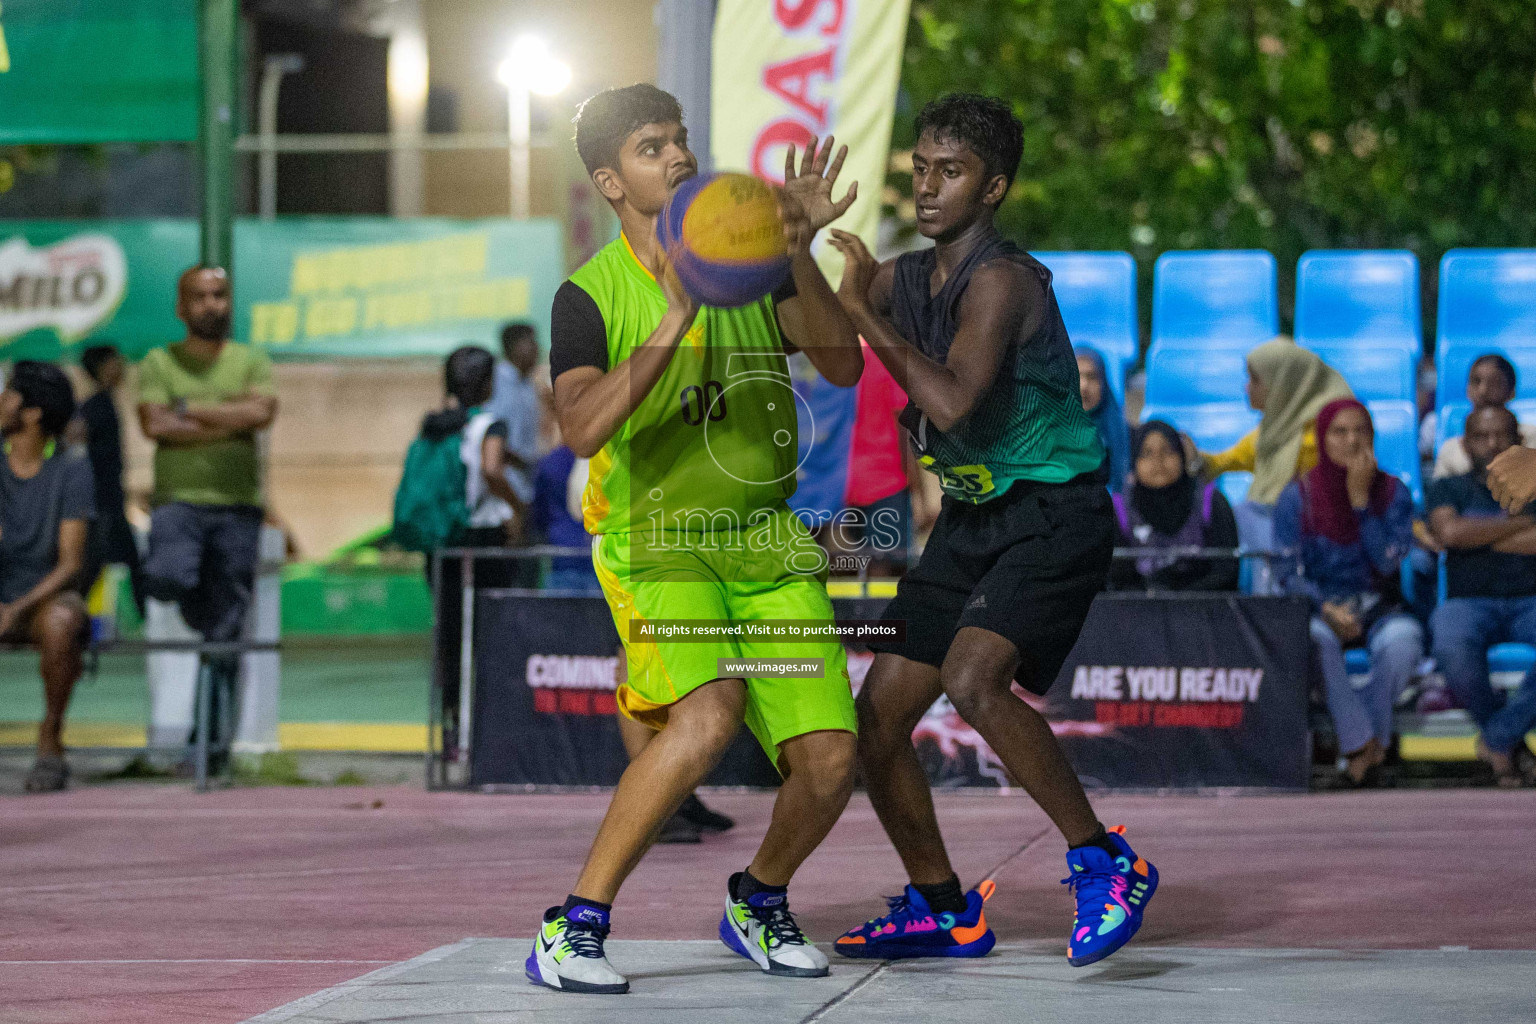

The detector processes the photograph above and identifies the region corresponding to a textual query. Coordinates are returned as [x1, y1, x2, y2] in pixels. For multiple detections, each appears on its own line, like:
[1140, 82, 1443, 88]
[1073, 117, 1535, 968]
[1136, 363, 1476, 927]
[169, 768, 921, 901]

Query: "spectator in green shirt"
[136, 267, 277, 757]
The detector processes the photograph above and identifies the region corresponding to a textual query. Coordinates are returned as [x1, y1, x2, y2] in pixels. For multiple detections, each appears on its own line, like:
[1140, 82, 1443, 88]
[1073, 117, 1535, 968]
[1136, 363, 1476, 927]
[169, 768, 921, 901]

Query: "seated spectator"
[1427, 406, 1536, 787]
[1076, 346, 1129, 492]
[1432, 353, 1536, 480]
[532, 443, 600, 594]
[0, 363, 94, 793]
[1108, 421, 1239, 592]
[1275, 399, 1420, 787]
[1195, 338, 1353, 586]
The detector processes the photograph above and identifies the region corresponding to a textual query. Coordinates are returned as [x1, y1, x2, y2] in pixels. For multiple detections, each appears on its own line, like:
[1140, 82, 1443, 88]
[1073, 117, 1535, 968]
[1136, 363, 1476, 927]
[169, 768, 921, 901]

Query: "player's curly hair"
[914, 93, 1024, 200]
[573, 84, 685, 176]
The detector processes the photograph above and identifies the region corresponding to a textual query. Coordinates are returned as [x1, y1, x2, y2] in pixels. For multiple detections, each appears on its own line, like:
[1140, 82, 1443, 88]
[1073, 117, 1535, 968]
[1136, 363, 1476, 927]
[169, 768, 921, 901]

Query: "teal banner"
[0, 218, 565, 361]
[0, 0, 199, 144]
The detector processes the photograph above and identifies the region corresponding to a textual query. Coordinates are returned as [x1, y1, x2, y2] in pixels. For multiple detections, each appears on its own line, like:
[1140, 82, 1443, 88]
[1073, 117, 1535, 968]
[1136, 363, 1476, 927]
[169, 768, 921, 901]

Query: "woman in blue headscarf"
[1076, 346, 1130, 491]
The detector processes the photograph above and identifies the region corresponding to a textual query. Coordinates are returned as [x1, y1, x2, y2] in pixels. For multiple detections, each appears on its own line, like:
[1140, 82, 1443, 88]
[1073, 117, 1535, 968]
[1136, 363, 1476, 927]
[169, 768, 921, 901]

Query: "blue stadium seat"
[1139, 403, 1259, 453]
[1344, 648, 1371, 675]
[1367, 399, 1421, 505]
[1437, 249, 1536, 354]
[1309, 345, 1414, 402]
[1435, 398, 1536, 452]
[1217, 471, 1253, 507]
[1490, 643, 1536, 679]
[1434, 345, 1536, 410]
[1152, 250, 1278, 350]
[1294, 250, 1421, 352]
[1034, 252, 1138, 401]
[1145, 345, 1252, 407]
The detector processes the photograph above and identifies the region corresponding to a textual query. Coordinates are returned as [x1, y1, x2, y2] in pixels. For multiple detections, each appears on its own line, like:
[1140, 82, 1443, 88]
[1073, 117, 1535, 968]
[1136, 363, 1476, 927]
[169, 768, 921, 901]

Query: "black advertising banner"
[466, 592, 1310, 791]
[1039, 594, 1311, 789]
[468, 594, 781, 788]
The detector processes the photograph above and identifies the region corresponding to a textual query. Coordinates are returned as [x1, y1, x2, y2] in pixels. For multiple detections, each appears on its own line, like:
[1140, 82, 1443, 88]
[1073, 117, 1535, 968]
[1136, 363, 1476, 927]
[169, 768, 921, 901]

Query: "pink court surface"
[3, 785, 1534, 1024]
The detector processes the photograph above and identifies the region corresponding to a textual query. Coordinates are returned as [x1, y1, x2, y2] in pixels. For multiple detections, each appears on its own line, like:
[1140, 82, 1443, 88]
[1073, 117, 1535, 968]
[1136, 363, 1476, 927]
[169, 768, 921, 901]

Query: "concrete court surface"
[1, 785, 1532, 1024]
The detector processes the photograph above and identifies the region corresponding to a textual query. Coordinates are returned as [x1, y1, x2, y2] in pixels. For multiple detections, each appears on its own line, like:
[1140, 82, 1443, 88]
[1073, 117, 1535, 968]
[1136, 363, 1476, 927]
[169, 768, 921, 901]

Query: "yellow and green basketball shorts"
[592, 521, 856, 761]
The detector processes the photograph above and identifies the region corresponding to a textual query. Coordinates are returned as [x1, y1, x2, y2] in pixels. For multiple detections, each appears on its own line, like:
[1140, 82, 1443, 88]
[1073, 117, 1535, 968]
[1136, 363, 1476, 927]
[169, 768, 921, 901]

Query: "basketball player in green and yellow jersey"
[526, 83, 865, 994]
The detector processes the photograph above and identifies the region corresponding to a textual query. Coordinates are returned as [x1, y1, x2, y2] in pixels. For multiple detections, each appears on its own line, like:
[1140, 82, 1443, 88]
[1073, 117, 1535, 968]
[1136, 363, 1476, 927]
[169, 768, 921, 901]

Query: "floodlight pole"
[199, 0, 239, 270]
[507, 80, 531, 220]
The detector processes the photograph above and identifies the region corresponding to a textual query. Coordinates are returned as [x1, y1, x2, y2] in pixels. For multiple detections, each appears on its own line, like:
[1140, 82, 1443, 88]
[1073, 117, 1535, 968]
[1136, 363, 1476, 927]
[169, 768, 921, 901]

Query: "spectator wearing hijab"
[1109, 421, 1239, 592]
[1195, 338, 1355, 587]
[1274, 399, 1420, 787]
[1076, 347, 1129, 492]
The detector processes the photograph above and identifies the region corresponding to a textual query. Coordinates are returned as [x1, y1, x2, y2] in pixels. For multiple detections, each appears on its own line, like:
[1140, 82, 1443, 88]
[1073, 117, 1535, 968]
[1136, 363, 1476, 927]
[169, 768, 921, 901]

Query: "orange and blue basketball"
[659, 172, 790, 308]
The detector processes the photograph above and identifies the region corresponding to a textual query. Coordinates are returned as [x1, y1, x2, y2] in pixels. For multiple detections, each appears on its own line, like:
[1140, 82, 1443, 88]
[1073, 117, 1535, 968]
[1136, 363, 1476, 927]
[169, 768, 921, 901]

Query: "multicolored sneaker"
[834, 878, 996, 960]
[525, 904, 629, 994]
[1063, 825, 1158, 967]
[718, 874, 829, 977]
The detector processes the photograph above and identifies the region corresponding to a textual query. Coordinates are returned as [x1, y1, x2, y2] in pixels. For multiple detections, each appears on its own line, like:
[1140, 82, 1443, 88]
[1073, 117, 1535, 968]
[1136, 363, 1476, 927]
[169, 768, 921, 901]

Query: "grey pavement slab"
[245, 939, 1536, 1024]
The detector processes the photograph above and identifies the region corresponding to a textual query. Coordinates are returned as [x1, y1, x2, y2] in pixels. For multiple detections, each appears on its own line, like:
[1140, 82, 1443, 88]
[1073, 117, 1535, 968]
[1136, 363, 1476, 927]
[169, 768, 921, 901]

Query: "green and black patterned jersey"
[889, 232, 1105, 502]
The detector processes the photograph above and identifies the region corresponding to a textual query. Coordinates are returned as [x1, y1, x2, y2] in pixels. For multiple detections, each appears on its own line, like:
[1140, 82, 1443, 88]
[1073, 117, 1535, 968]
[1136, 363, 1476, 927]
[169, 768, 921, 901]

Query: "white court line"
[241, 940, 478, 1024]
[0, 858, 524, 896]
[0, 959, 395, 966]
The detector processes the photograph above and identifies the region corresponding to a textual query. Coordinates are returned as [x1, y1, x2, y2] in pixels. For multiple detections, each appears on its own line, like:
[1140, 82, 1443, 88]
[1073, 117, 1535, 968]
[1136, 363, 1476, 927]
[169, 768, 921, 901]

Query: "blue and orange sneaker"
[834, 878, 996, 959]
[1063, 825, 1157, 967]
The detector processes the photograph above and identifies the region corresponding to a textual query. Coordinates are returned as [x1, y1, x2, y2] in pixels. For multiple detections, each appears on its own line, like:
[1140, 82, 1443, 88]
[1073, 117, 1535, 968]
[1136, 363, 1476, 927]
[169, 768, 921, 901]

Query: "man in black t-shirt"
[77, 344, 144, 616]
[1427, 406, 1536, 785]
[0, 362, 95, 792]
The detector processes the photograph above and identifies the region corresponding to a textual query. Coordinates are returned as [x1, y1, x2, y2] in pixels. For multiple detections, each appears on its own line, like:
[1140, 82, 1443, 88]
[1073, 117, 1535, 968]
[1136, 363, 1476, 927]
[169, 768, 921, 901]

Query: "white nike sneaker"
[525, 904, 629, 994]
[718, 873, 830, 978]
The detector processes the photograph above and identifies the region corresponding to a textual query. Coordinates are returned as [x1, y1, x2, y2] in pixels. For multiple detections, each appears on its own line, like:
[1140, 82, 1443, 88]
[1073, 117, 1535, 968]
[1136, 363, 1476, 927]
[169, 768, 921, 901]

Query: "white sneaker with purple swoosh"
[718, 873, 829, 977]
[525, 903, 629, 994]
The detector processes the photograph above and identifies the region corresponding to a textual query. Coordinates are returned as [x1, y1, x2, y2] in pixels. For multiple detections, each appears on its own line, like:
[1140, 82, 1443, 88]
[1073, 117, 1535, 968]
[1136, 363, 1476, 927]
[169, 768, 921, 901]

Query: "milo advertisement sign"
[0, 218, 564, 361]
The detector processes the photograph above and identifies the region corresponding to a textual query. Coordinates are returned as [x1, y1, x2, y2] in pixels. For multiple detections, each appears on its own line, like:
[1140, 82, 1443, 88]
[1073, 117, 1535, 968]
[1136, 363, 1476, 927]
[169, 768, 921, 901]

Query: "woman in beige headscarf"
[1197, 337, 1355, 505]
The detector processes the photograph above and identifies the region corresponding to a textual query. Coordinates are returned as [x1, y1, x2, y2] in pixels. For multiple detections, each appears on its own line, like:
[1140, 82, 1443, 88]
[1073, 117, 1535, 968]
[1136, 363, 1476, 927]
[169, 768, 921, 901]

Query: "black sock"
[1072, 824, 1121, 857]
[556, 893, 612, 922]
[731, 869, 787, 905]
[913, 874, 968, 914]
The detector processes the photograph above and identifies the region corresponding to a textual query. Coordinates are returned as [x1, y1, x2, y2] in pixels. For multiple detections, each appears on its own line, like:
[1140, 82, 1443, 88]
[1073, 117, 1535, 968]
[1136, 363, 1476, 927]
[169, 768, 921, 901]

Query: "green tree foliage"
[895, 0, 1536, 339]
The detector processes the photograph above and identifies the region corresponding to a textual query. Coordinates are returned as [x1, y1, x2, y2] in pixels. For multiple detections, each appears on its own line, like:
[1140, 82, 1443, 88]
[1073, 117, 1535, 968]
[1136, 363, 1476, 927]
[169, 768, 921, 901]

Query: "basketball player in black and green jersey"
[527, 85, 866, 994]
[827, 95, 1159, 967]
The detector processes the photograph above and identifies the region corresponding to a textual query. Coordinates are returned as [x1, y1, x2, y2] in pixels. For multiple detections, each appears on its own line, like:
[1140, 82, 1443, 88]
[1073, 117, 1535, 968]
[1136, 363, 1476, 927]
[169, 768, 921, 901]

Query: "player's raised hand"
[775, 187, 814, 259]
[781, 135, 858, 233]
[1488, 445, 1536, 513]
[827, 228, 878, 314]
[650, 233, 698, 324]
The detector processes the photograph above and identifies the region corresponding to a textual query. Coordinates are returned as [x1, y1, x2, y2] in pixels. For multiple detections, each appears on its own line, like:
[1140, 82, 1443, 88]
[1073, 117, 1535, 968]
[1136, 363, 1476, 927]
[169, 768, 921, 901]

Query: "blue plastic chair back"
[1139, 403, 1259, 453]
[1145, 345, 1252, 406]
[1153, 250, 1278, 349]
[1295, 250, 1421, 352]
[1366, 399, 1422, 505]
[1308, 345, 1414, 402]
[1035, 251, 1138, 389]
[1434, 345, 1536, 409]
[1437, 249, 1536, 355]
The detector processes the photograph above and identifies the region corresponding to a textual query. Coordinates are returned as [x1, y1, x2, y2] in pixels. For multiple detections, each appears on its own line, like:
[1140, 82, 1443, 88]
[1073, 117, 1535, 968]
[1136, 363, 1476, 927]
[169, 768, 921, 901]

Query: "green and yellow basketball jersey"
[569, 235, 799, 537]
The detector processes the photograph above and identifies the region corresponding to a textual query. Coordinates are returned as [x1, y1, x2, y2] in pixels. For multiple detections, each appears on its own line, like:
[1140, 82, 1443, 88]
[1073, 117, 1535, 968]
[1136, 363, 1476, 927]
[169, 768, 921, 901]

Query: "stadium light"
[497, 35, 571, 220]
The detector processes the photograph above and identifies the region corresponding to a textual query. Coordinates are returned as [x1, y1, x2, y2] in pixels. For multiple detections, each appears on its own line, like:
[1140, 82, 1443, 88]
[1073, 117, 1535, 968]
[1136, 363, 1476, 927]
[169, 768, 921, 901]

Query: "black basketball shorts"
[868, 471, 1114, 695]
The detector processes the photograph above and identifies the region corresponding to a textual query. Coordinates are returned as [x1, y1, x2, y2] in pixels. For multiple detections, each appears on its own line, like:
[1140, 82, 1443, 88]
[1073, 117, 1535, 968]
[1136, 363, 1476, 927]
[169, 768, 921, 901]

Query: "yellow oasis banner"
[710, 0, 910, 287]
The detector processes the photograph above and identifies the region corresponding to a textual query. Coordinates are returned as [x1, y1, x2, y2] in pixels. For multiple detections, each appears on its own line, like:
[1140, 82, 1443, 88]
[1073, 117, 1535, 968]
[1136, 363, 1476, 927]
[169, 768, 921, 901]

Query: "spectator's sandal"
[1475, 737, 1523, 789]
[24, 755, 69, 793]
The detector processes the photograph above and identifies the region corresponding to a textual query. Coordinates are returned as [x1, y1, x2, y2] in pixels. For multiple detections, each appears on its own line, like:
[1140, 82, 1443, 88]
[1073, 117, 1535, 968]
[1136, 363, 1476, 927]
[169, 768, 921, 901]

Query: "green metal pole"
[199, 0, 239, 271]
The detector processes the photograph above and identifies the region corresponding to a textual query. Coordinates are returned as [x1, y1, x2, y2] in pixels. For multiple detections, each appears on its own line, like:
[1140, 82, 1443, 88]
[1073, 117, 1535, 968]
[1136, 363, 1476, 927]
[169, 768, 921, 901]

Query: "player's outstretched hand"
[781, 135, 858, 234]
[776, 188, 814, 259]
[1488, 445, 1536, 513]
[828, 228, 878, 314]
